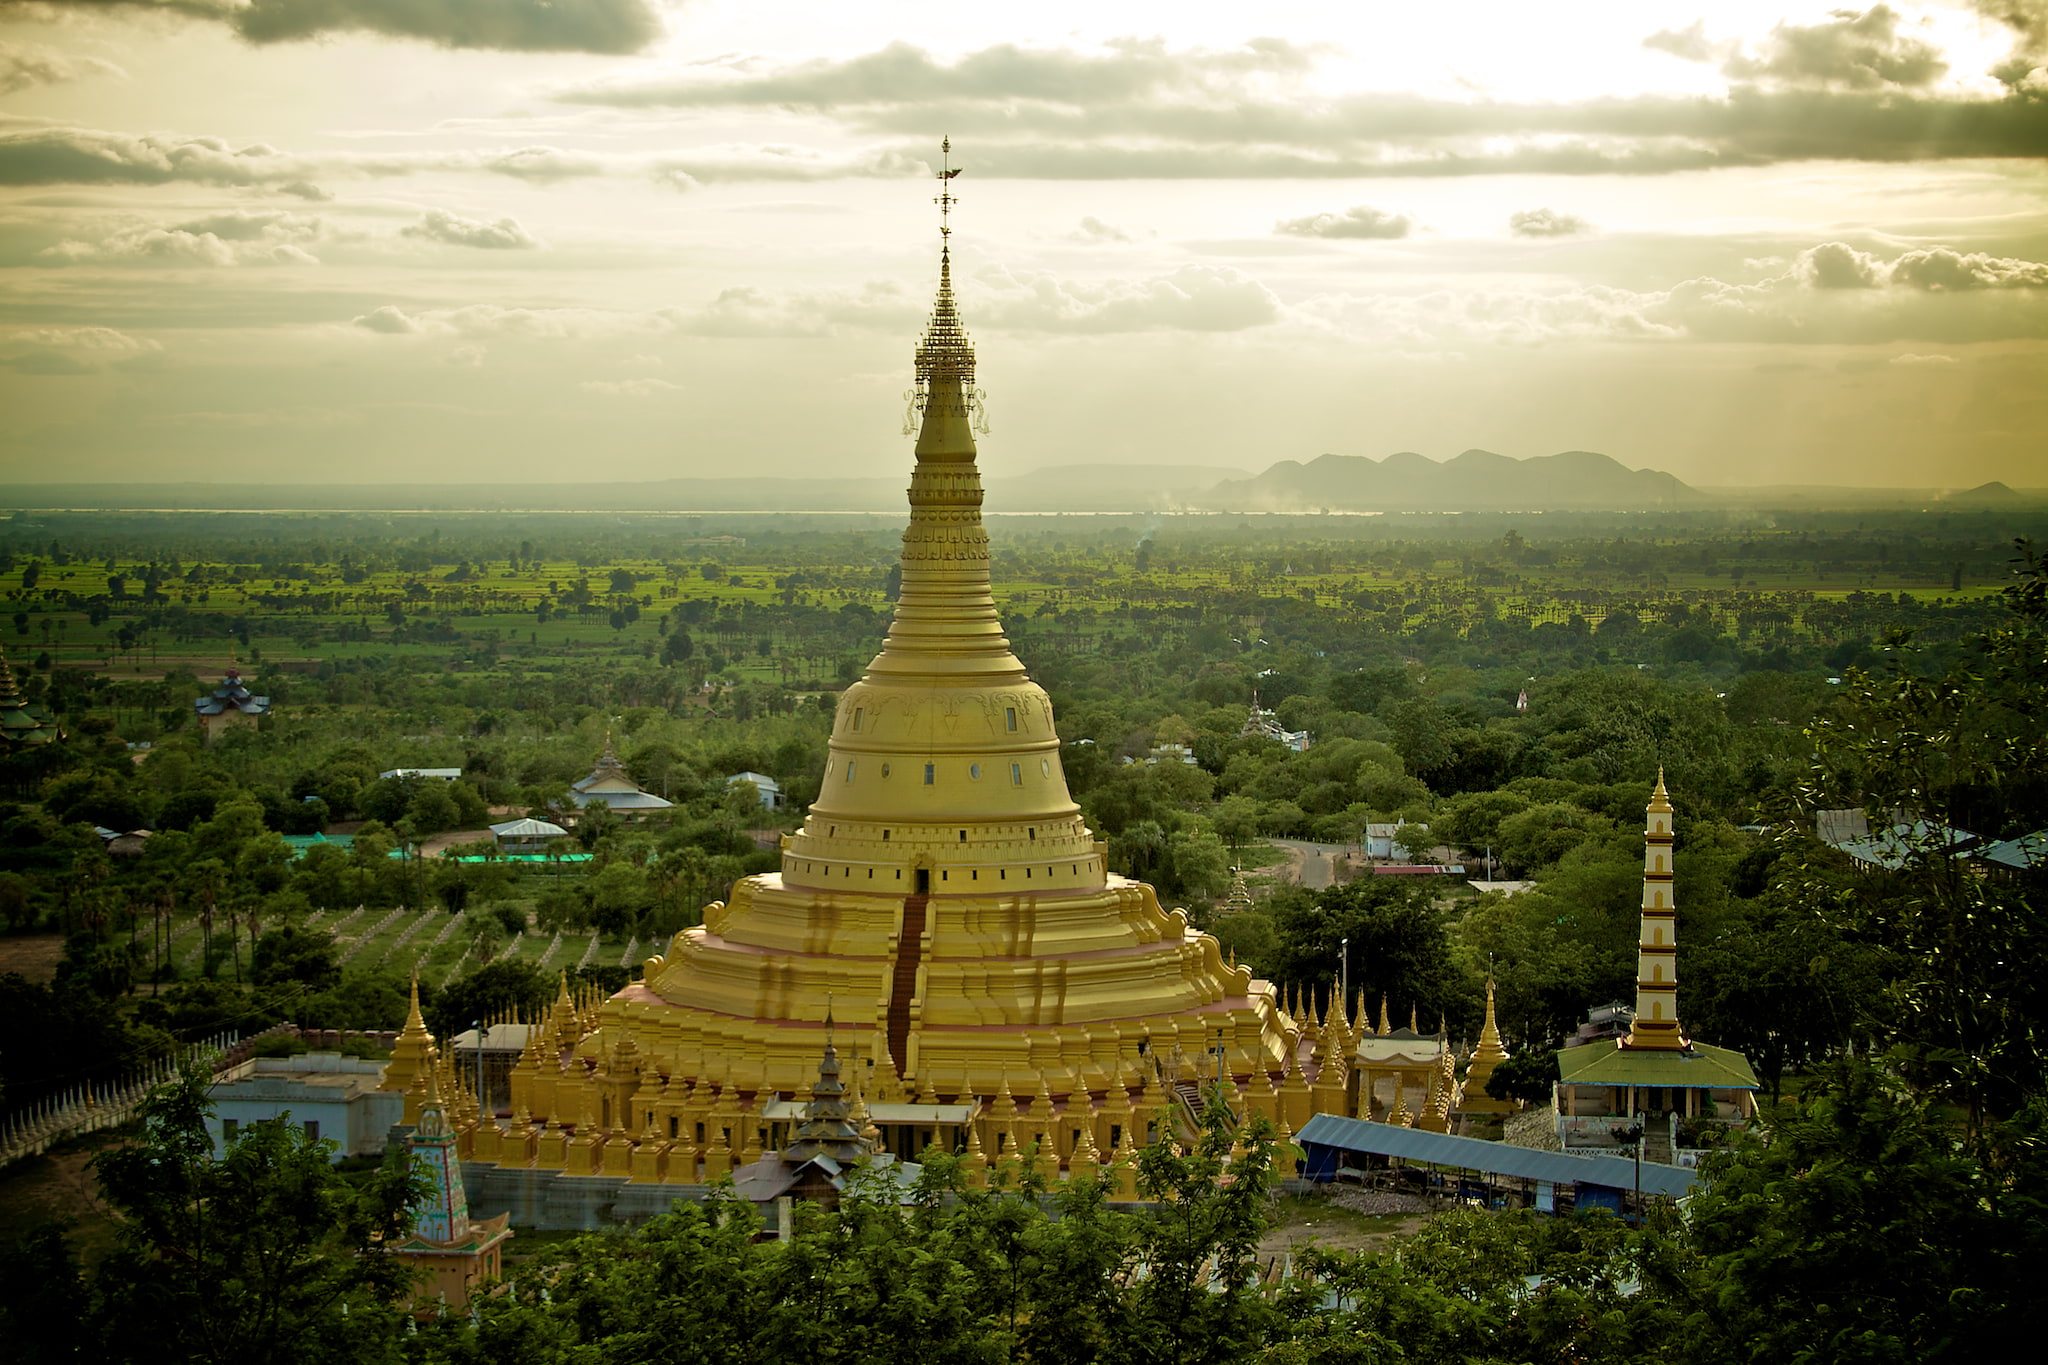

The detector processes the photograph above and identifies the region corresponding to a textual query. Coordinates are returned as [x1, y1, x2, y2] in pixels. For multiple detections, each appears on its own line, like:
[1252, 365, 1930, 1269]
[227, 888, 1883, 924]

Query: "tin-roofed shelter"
[489, 817, 568, 855]
[1297, 1112, 1698, 1215]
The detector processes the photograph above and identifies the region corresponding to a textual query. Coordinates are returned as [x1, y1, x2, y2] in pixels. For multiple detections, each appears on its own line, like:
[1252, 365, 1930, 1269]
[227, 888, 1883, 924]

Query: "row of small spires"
[385, 967, 1505, 1104]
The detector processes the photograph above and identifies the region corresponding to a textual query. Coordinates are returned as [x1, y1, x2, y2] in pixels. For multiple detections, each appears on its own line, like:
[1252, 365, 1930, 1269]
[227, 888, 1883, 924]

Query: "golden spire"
[1649, 765, 1672, 814]
[1476, 978, 1506, 1060]
[418, 1046, 450, 1139]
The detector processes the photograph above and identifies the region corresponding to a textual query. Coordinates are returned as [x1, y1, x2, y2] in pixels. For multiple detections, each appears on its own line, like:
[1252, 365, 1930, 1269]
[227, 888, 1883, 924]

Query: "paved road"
[1269, 838, 1352, 891]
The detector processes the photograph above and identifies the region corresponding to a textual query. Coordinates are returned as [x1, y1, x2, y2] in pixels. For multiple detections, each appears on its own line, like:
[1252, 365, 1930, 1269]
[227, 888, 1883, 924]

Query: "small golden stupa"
[500, 146, 1299, 1177]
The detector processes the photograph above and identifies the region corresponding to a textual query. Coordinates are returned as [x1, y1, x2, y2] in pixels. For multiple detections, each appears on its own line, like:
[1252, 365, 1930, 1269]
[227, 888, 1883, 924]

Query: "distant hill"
[1195, 449, 1699, 512]
[1947, 481, 2022, 506]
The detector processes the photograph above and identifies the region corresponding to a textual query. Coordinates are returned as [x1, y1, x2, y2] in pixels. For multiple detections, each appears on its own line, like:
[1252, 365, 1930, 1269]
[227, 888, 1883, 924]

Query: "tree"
[82, 1063, 424, 1365]
[1269, 878, 1474, 1030]
[251, 924, 340, 993]
[428, 959, 552, 1039]
[1680, 1060, 2048, 1362]
[1484, 1048, 1559, 1106]
[1796, 541, 2048, 1122]
[1127, 1091, 1281, 1365]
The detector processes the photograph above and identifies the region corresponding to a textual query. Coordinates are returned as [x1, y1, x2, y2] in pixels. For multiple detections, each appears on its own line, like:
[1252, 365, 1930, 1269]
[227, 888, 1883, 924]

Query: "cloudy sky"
[1, 1, 2045, 492]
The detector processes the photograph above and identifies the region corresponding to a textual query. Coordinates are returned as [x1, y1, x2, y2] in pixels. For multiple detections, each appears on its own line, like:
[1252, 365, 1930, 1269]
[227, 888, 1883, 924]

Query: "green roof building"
[1554, 771, 1759, 1161]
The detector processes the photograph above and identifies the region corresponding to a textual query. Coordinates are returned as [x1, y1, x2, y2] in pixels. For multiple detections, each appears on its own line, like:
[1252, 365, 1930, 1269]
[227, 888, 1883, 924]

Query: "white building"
[205, 1053, 402, 1161]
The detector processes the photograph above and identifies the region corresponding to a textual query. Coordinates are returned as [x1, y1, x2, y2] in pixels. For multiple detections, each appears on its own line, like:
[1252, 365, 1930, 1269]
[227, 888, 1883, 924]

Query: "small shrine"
[567, 734, 673, 824]
[0, 644, 61, 749]
[1458, 979, 1519, 1116]
[194, 667, 268, 746]
[386, 1056, 511, 1310]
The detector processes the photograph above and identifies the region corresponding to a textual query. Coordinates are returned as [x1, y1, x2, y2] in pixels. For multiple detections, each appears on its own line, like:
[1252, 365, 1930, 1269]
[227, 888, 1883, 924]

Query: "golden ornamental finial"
[935, 135, 960, 238]
[906, 137, 986, 439]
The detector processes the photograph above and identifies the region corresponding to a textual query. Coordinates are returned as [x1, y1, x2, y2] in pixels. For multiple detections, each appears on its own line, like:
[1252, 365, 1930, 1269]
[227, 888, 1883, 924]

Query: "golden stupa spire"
[782, 136, 1098, 891]
[1477, 978, 1505, 1057]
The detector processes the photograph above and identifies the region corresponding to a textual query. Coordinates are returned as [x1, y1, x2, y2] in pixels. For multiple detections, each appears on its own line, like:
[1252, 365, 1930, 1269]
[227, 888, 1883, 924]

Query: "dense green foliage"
[10, 1063, 2044, 1364]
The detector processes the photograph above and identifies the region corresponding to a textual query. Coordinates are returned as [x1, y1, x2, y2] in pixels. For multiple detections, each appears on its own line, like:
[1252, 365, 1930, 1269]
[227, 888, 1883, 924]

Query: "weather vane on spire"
[935, 135, 961, 239]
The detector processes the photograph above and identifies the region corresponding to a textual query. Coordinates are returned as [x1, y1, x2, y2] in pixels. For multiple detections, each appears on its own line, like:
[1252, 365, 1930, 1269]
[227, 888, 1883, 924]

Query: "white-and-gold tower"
[1625, 768, 1684, 1050]
[502, 148, 1299, 1177]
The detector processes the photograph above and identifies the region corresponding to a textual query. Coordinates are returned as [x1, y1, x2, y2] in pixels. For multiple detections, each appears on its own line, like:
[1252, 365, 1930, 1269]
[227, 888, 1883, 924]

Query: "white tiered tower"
[1625, 768, 1684, 1050]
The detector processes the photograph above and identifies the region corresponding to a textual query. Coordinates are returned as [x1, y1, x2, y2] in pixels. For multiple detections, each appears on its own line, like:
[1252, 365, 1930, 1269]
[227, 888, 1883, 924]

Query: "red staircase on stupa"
[886, 894, 929, 1076]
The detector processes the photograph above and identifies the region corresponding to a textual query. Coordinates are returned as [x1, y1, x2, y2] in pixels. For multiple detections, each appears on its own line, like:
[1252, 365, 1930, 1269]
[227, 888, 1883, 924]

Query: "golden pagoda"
[500, 145, 1294, 1179]
[1457, 977, 1518, 1116]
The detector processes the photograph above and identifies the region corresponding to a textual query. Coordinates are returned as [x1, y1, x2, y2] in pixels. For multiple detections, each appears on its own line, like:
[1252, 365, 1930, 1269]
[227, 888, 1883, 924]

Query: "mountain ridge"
[1193, 449, 1699, 512]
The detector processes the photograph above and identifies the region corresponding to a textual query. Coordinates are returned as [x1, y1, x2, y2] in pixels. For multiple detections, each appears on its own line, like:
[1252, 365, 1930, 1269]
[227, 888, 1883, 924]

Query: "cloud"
[1, 325, 159, 375]
[0, 40, 124, 94]
[564, 36, 1317, 110]
[1797, 240, 1886, 288]
[1889, 245, 2048, 289]
[352, 302, 685, 340]
[1791, 240, 2048, 291]
[1072, 215, 1132, 243]
[0, 122, 920, 194]
[33, 0, 663, 56]
[1965, 0, 2048, 88]
[41, 210, 331, 265]
[581, 377, 678, 396]
[0, 126, 314, 188]
[346, 266, 1279, 343]
[1274, 205, 1413, 240]
[402, 209, 539, 250]
[1642, 21, 1724, 65]
[1508, 208, 1593, 238]
[977, 264, 1280, 333]
[1302, 240, 2048, 348]
[481, 146, 604, 183]
[1649, 241, 2048, 342]
[353, 304, 423, 334]
[1723, 6, 1947, 90]
[1889, 352, 1958, 365]
[558, 37, 2048, 178]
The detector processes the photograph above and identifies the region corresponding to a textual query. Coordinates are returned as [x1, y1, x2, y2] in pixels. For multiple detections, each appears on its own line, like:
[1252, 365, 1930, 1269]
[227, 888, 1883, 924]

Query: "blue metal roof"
[1296, 1113, 1699, 1199]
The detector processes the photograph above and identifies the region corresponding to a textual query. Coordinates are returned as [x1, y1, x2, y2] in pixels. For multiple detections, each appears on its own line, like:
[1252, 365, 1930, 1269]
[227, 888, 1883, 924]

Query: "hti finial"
[935, 136, 961, 239]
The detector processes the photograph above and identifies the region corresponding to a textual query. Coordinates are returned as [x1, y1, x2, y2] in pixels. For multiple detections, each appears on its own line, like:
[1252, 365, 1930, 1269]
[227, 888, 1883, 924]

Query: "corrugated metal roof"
[1980, 830, 2047, 870]
[1296, 1113, 1699, 1199]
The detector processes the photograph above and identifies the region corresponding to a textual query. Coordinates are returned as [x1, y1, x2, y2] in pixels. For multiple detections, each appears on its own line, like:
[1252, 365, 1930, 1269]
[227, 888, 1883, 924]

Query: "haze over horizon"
[2, 2, 2046, 491]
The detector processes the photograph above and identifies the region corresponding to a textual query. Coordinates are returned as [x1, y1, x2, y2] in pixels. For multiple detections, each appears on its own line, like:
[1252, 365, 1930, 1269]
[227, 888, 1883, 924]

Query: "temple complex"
[474, 152, 1303, 1192]
[1555, 772, 1758, 1155]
